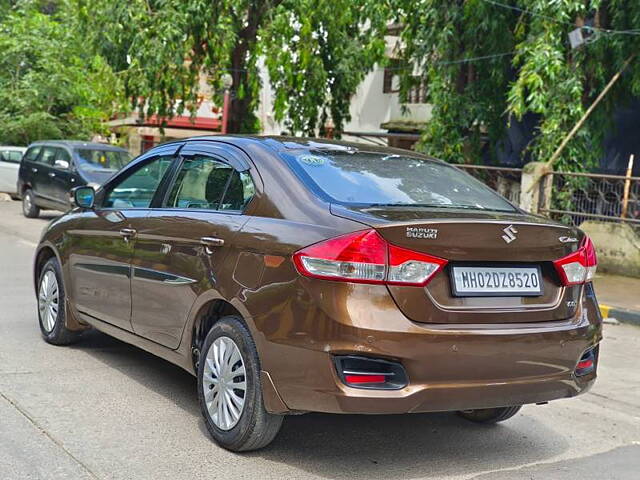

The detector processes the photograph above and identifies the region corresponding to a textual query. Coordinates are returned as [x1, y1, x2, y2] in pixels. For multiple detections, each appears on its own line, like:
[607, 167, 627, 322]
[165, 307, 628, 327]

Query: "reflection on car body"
[17, 140, 131, 218]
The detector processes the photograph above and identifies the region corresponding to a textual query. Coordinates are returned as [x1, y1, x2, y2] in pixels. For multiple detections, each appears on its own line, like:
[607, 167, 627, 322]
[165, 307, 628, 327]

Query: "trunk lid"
[331, 204, 583, 324]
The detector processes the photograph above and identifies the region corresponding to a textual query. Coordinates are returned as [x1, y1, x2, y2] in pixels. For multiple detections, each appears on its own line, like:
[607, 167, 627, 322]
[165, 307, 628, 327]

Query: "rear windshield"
[75, 148, 131, 172]
[284, 151, 517, 212]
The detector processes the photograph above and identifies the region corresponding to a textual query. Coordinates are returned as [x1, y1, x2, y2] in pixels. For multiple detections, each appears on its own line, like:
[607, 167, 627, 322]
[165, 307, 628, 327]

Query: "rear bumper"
[305, 367, 596, 415]
[256, 283, 602, 415]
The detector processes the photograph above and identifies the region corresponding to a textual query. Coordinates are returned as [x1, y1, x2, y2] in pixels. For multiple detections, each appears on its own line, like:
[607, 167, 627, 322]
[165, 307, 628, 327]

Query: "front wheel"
[457, 406, 522, 424]
[22, 189, 40, 218]
[197, 316, 283, 451]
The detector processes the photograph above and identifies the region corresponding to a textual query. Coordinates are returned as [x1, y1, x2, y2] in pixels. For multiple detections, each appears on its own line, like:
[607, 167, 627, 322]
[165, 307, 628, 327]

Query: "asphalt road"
[0, 200, 639, 480]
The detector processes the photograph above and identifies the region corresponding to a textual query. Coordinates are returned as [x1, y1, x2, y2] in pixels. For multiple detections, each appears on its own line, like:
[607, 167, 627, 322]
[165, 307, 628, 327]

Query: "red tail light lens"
[292, 229, 387, 284]
[344, 374, 387, 384]
[293, 229, 447, 286]
[576, 359, 594, 370]
[553, 235, 597, 286]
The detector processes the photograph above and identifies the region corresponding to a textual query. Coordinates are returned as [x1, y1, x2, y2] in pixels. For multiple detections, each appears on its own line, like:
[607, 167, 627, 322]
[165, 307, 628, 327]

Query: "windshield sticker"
[299, 155, 326, 166]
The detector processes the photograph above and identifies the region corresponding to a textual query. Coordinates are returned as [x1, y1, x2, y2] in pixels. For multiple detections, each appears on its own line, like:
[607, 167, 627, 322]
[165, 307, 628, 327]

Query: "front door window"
[103, 155, 173, 209]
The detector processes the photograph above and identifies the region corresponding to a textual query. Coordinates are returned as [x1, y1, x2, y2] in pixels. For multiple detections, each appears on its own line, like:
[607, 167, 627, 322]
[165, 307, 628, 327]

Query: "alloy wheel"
[38, 270, 59, 333]
[23, 192, 32, 214]
[202, 336, 247, 430]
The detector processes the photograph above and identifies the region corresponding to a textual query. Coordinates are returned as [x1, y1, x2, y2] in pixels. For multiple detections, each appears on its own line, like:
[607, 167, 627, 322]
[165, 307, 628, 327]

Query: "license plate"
[451, 266, 543, 297]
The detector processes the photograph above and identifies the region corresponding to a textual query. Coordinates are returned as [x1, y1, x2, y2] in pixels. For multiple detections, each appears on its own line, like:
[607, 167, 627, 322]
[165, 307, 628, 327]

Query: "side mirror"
[72, 186, 95, 209]
[54, 159, 70, 170]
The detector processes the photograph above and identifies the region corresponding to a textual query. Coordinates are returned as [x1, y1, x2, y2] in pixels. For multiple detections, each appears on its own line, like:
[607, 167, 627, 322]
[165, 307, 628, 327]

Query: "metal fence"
[455, 164, 522, 205]
[538, 171, 640, 227]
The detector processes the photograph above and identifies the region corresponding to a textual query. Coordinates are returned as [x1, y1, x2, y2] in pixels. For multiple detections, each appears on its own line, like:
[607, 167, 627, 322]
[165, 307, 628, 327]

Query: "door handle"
[119, 228, 137, 242]
[31, 167, 38, 173]
[200, 236, 224, 254]
[48, 172, 56, 178]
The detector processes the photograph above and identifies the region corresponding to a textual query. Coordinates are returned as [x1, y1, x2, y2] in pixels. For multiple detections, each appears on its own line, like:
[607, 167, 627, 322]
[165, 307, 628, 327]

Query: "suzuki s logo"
[501, 225, 518, 244]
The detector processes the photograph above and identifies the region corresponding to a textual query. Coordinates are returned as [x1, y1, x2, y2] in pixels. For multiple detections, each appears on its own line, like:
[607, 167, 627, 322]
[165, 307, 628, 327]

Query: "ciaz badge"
[559, 236, 578, 243]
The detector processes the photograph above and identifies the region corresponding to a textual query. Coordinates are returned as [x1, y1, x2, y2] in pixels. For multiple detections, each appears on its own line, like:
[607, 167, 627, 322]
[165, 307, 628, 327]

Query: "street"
[0, 200, 639, 480]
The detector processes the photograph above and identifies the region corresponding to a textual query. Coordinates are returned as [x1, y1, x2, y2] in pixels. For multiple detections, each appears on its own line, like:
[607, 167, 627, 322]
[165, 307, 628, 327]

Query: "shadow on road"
[72, 330, 567, 479]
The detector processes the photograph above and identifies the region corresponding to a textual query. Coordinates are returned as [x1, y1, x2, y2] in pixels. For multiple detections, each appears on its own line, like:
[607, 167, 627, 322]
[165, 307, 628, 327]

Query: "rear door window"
[166, 156, 233, 209]
[284, 151, 516, 212]
[220, 171, 255, 211]
[165, 155, 255, 211]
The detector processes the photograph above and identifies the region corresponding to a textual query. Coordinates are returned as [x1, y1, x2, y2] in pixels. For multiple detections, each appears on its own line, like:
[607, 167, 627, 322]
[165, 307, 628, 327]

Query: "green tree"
[79, 0, 389, 135]
[0, 0, 122, 145]
[398, 0, 640, 171]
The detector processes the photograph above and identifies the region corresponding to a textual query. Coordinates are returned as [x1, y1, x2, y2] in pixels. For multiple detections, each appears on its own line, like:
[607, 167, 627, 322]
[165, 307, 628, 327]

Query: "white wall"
[256, 33, 432, 136]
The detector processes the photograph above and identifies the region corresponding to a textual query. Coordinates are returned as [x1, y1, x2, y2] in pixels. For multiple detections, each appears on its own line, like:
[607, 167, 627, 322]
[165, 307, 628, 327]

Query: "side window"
[103, 155, 174, 209]
[53, 148, 71, 170]
[23, 147, 42, 163]
[220, 171, 255, 211]
[38, 147, 57, 166]
[167, 155, 233, 209]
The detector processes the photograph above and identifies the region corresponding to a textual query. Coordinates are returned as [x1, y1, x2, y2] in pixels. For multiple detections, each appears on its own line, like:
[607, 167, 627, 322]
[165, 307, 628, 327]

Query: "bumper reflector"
[344, 374, 387, 384]
[334, 355, 408, 390]
[575, 347, 597, 376]
[576, 359, 593, 370]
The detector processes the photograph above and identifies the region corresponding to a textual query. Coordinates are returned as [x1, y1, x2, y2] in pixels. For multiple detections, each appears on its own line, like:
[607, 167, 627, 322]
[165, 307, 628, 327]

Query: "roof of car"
[28, 140, 128, 151]
[159, 135, 433, 159]
[0, 146, 26, 150]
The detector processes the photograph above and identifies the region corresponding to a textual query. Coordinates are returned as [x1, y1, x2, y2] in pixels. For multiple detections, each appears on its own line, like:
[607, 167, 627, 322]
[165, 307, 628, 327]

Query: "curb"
[600, 304, 640, 326]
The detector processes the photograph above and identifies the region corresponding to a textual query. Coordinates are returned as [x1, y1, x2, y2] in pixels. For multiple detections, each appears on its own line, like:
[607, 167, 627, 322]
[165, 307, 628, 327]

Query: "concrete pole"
[520, 162, 553, 213]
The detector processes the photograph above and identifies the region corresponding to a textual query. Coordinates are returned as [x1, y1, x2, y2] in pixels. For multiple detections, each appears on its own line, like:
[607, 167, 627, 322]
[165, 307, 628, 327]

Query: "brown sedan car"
[34, 136, 602, 451]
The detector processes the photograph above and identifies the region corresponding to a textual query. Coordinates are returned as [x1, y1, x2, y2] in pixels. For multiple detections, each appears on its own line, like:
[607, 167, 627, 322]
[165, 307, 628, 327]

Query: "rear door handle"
[119, 228, 137, 242]
[31, 167, 38, 173]
[200, 236, 224, 253]
[48, 172, 56, 178]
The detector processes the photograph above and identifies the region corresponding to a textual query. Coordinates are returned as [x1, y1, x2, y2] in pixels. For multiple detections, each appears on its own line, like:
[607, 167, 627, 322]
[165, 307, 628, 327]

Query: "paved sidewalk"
[593, 274, 640, 325]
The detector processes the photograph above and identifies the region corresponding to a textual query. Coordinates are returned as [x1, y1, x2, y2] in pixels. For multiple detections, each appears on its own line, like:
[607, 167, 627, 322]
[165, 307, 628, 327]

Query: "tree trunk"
[225, 0, 283, 133]
[227, 40, 257, 133]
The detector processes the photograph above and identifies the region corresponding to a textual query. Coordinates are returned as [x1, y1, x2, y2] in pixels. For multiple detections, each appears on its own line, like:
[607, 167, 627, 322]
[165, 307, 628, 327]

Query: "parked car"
[33, 136, 602, 452]
[0, 146, 26, 198]
[17, 140, 131, 218]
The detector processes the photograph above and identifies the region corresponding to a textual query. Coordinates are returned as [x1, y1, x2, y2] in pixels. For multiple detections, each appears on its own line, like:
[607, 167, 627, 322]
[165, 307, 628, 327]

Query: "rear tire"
[22, 189, 40, 218]
[457, 406, 522, 424]
[37, 257, 81, 345]
[197, 315, 283, 451]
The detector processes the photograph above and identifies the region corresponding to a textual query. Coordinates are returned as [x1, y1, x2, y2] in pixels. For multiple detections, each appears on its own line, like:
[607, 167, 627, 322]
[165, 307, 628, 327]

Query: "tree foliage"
[399, 0, 640, 171]
[79, 0, 389, 135]
[0, 0, 122, 146]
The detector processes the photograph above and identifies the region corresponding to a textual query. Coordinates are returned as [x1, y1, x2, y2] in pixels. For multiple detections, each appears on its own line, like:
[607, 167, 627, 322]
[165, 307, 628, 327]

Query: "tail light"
[553, 235, 597, 286]
[293, 229, 447, 286]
